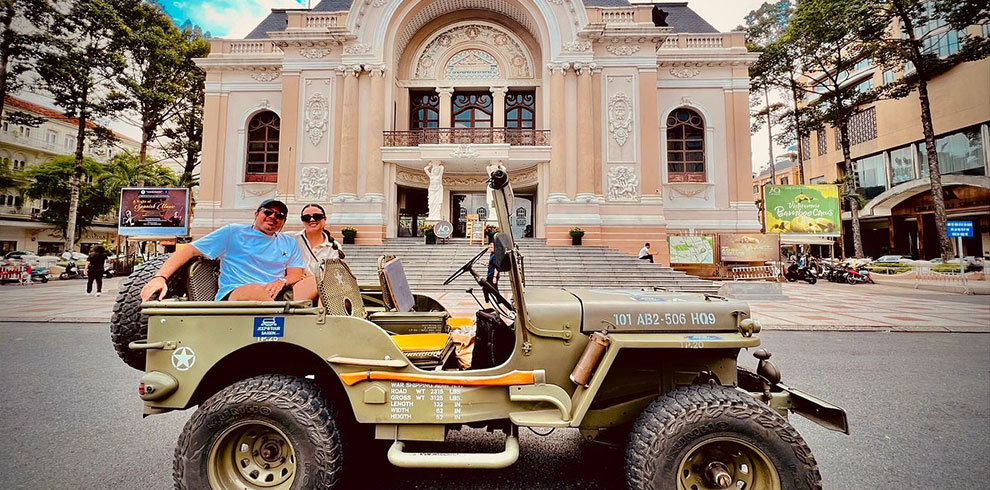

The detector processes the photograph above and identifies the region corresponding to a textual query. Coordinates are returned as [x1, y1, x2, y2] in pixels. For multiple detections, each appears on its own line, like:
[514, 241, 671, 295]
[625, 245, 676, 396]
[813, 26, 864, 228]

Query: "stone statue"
[485, 160, 506, 221]
[425, 161, 445, 221]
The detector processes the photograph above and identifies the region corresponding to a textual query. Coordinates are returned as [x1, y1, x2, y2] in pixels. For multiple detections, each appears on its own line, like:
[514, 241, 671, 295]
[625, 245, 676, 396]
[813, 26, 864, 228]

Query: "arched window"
[505, 91, 535, 128]
[666, 108, 706, 182]
[451, 92, 492, 128]
[409, 91, 439, 129]
[245, 111, 280, 183]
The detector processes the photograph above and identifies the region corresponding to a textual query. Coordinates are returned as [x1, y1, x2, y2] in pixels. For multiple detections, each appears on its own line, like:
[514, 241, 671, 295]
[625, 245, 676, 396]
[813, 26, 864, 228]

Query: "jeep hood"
[562, 288, 748, 334]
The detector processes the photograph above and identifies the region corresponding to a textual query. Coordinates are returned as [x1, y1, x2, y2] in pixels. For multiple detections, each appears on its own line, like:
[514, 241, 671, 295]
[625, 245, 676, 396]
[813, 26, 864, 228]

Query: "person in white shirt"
[638, 242, 656, 263]
[291, 203, 345, 300]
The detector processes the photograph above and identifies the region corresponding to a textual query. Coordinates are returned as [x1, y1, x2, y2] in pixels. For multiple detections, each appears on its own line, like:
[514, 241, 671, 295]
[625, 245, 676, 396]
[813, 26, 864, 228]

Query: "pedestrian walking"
[85, 245, 108, 296]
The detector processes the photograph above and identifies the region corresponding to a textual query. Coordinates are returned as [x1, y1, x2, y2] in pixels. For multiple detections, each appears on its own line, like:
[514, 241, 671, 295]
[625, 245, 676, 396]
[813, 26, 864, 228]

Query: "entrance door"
[450, 193, 534, 238]
[397, 186, 428, 237]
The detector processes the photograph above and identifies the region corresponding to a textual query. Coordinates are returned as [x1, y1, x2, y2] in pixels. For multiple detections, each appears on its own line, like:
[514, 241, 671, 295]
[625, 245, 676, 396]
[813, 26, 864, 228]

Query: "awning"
[779, 235, 835, 245]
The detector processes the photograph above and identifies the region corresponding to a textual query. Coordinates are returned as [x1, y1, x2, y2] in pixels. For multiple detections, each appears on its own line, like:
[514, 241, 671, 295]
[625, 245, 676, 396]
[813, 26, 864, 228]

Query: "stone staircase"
[341, 238, 720, 293]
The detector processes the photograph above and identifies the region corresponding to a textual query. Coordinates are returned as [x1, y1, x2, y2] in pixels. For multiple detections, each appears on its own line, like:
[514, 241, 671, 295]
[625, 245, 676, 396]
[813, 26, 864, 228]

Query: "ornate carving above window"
[413, 23, 532, 80]
[444, 50, 500, 80]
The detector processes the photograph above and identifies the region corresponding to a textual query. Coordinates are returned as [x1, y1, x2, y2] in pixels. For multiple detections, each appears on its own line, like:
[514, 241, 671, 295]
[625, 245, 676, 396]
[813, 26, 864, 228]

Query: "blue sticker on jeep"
[253, 317, 284, 339]
[685, 335, 721, 341]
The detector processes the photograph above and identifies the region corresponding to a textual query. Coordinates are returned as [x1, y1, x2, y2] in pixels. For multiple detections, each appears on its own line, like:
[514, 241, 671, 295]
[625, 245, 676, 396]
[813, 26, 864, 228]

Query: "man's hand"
[141, 276, 168, 302]
[264, 278, 286, 299]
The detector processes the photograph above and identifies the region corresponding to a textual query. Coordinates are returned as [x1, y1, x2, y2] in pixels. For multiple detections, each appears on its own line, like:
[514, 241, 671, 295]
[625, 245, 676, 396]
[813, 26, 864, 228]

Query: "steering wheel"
[442, 247, 488, 286]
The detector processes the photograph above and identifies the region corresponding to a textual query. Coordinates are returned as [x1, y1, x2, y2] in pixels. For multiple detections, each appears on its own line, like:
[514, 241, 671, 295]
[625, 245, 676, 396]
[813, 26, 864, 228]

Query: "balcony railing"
[383, 128, 550, 147]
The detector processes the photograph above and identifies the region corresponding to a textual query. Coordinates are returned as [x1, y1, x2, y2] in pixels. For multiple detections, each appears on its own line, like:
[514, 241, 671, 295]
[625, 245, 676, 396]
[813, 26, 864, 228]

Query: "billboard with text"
[118, 188, 189, 237]
[763, 184, 840, 236]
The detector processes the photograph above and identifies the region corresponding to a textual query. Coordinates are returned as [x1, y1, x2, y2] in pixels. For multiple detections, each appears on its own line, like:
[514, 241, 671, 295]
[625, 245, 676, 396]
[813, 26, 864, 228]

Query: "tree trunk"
[765, 85, 776, 184]
[838, 123, 864, 258]
[65, 97, 87, 252]
[789, 77, 805, 184]
[916, 79, 954, 261]
[0, 3, 13, 118]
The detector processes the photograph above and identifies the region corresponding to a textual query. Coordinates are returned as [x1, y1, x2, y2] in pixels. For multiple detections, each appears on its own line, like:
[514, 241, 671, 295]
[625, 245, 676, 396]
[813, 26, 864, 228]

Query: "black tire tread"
[625, 384, 822, 490]
[109, 254, 175, 370]
[173, 374, 343, 490]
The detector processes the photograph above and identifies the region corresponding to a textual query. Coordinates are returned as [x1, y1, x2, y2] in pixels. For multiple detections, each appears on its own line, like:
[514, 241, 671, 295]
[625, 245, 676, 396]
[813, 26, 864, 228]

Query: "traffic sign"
[947, 221, 973, 238]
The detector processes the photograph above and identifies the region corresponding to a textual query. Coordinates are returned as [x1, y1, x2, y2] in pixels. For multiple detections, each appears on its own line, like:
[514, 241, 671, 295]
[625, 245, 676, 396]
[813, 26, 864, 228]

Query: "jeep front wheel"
[625, 384, 821, 490]
[173, 374, 343, 490]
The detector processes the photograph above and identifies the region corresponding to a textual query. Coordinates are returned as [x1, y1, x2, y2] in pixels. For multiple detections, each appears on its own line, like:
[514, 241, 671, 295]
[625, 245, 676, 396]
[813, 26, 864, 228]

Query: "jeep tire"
[109, 254, 180, 370]
[625, 384, 821, 490]
[174, 374, 344, 490]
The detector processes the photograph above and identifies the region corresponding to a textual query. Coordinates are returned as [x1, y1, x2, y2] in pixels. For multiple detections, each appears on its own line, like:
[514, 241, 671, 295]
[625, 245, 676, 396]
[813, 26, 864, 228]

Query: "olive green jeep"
[110, 170, 847, 490]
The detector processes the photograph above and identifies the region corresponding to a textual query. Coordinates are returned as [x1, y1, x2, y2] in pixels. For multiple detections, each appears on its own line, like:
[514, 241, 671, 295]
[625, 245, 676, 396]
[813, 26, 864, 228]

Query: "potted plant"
[484, 224, 499, 242]
[422, 224, 436, 244]
[341, 227, 357, 244]
[570, 227, 584, 246]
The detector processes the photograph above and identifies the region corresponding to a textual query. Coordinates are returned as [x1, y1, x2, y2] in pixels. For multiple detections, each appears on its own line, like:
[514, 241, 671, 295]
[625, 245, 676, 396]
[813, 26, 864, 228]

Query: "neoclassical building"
[194, 0, 759, 261]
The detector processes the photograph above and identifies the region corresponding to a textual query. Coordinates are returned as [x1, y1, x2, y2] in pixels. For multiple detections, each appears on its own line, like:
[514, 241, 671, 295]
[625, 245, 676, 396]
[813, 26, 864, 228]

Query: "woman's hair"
[95, 245, 106, 254]
[301, 203, 326, 217]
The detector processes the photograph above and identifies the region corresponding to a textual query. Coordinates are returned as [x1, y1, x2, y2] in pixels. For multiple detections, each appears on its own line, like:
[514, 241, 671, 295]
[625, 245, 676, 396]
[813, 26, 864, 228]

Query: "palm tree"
[97, 151, 178, 199]
[833, 176, 866, 259]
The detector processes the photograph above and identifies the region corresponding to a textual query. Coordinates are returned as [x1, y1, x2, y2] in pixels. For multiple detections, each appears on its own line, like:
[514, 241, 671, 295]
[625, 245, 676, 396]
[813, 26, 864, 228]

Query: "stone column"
[337, 65, 361, 200]
[575, 63, 595, 200]
[592, 65, 603, 197]
[638, 67, 660, 198]
[364, 64, 386, 201]
[437, 87, 454, 144]
[491, 86, 507, 143]
[277, 72, 301, 198]
[547, 62, 568, 201]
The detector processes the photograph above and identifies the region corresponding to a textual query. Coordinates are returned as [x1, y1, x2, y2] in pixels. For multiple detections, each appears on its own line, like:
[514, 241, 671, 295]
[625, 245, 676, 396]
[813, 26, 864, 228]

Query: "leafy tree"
[33, 0, 137, 252]
[161, 21, 209, 189]
[118, 2, 202, 167]
[786, 0, 884, 258]
[23, 155, 113, 241]
[861, 0, 990, 261]
[97, 151, 177, 198]
[744, 0, 809, 184]
[0, 156, 28, 189]
[832, 175, 866, 259]
[0, 0, 54, 117]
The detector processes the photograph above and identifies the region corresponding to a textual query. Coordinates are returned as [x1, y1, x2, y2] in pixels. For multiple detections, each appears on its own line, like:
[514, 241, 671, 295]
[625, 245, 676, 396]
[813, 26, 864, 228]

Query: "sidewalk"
[1, 278, 987, 332]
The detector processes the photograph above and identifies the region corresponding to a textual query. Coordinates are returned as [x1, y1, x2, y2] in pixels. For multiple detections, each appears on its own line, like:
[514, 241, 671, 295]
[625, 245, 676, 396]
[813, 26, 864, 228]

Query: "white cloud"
[178, 0, 304, 38]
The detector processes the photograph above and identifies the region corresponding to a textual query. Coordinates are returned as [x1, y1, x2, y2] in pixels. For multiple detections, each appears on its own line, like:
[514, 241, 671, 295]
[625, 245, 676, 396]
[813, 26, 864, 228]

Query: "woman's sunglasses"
[261, 208, 287, 220]
[301, 213, 326, 222]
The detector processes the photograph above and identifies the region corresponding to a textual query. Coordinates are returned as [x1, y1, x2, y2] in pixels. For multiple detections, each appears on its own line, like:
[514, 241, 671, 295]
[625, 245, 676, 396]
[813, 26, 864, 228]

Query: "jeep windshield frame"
[489, 171, 530, 331]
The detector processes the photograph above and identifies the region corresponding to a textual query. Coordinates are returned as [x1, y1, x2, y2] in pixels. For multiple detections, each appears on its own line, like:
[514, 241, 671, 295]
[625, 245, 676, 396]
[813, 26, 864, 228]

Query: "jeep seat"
[186, 258, 221, 301]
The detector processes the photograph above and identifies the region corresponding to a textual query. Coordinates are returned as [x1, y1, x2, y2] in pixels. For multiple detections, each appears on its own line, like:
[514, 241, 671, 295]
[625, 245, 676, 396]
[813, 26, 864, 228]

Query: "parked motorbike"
[840, 264, 874, 284]
[31, 266, 51, 283]
[59, 261, 86, 280]
[784, 262, 818, 284]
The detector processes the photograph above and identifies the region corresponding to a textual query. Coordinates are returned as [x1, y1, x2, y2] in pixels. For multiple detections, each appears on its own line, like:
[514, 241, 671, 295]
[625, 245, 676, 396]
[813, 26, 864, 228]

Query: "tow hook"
[754, 349, 781, 403]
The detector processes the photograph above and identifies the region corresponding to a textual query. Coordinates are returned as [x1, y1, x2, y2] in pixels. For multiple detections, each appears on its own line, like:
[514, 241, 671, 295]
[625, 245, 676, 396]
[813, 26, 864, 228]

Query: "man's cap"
[257, 198, 288, 214]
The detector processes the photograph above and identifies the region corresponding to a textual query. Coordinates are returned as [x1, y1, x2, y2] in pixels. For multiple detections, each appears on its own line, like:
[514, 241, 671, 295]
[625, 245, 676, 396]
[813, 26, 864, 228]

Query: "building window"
[0, 240, 16, 255]
[889, 146, 916, 185]
[780, 176, 789, 185]
[451, 92, 492, 128]
[22, 127, 30, 138]
[837, 107, 878, 147]
[921, 29, 961, 57]
[854, 78, 874, 93]
[64, 135, 73, 149]
[505, 91, 535, 128]
[245, 111, 280, 183]
[810, 175, 826, 184]
[753, 184, 759, 194]
[1, 122, 7, 132]
[666, 108, 706, 182]
[801, 134, 812, 161]
[853, 153, 887, 199]
[817, 130, 827, 155]
[46, 130, 57, 145]
[919, 127, 987, 177]
[883, 69, 896, 85]
[409, 91, 439, 129]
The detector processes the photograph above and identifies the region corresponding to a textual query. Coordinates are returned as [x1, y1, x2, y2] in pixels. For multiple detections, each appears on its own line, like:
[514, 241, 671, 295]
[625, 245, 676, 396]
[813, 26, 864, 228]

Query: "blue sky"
[158, 0, 308, 38]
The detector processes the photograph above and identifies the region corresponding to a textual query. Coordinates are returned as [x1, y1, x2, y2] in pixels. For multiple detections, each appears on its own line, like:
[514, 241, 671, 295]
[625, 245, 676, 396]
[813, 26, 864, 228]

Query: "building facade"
[0, 96, 143, 256]
[797, 23, 990, 259]
[193, 0, 760, 262]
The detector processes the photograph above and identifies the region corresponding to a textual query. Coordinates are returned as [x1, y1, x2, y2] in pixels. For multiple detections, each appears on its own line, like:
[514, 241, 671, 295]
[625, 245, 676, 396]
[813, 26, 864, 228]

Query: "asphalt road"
[1, 322, 988, 489]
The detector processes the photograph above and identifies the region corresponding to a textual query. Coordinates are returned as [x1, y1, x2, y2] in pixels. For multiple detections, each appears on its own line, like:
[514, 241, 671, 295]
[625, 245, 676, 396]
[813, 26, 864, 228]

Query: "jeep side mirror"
[493, 233, 512, 272]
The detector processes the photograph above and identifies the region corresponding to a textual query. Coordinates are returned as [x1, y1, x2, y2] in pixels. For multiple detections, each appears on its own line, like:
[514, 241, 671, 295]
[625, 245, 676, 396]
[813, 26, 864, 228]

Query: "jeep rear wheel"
[625, 384, 821, 490]
[174, 374, 343, 490]
[109, 254, 181, 370]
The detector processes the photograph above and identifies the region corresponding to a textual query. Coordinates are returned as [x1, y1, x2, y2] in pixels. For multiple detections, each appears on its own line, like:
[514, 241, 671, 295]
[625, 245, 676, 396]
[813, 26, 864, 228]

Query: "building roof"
[757, 158, 799, 177]
[244, 0, 719, 39]
[4, 96, 139, 144]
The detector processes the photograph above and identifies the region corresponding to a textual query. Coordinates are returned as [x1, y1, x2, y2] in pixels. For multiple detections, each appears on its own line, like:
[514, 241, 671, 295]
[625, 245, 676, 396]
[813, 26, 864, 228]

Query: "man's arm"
[140, 246, 205, 301]
[262, 267, 305, 299]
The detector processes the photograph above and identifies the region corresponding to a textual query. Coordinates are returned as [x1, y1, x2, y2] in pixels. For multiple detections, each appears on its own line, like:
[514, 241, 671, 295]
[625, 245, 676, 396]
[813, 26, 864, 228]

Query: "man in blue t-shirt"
[140, 199, 308, 302]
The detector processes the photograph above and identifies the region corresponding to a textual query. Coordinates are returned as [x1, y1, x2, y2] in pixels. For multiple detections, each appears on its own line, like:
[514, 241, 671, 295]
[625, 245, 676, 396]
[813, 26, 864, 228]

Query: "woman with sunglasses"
[291, 203, 344, 300]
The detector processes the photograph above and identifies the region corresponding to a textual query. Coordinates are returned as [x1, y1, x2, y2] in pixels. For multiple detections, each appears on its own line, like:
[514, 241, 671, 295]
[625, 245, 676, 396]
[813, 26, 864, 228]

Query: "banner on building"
[718, 234, 780, 262]
[118, 188, 190, 237]
[668, 236, 715, 264]
[763, 184, 840, 236]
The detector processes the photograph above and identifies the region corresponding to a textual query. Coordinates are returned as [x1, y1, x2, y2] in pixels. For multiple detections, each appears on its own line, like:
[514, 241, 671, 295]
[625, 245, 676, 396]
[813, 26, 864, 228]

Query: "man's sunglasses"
[301, 213, 326, 222]
[261, 208, 287, 220]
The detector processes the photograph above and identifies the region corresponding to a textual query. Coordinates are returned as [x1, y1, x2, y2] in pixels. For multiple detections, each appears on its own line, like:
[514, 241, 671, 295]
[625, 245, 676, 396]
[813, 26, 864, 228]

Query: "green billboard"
[763, 184, 841, 236]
